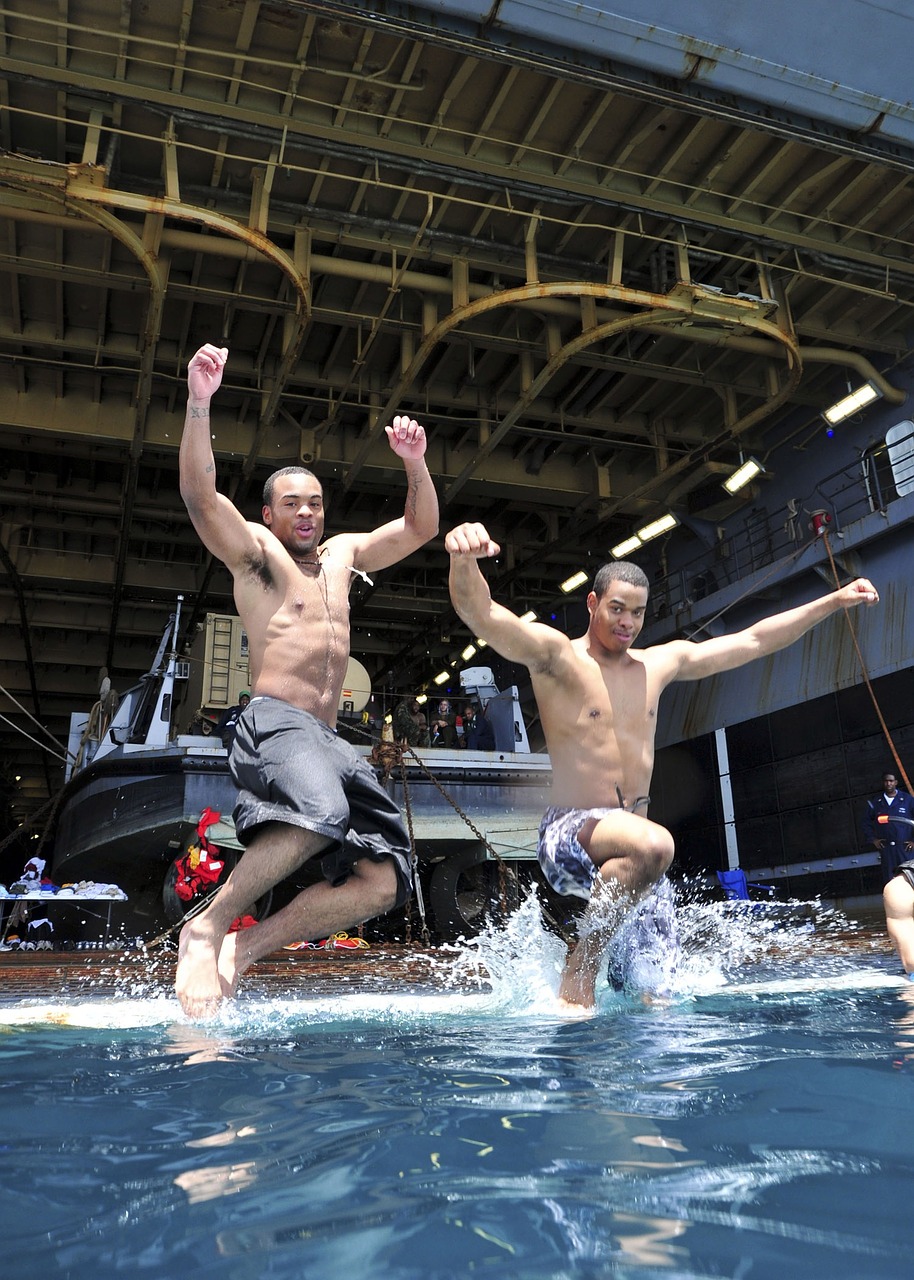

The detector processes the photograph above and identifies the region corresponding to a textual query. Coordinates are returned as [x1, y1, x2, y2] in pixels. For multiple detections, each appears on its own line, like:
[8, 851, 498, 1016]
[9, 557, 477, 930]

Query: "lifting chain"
[366, 735, 567, 934]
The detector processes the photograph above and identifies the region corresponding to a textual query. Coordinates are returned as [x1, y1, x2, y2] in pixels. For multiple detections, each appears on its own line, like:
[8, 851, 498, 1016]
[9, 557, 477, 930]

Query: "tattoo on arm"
[405, 474, 419, 521]
[189, 406, 210, 420]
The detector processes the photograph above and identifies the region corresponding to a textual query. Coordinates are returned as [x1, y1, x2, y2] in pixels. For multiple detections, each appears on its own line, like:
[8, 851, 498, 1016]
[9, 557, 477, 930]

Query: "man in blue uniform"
[863, 772, 914, 880]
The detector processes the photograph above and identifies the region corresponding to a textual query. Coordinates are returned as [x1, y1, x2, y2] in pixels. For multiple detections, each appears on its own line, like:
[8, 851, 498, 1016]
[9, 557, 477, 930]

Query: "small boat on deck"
[49, 598, 553, 941]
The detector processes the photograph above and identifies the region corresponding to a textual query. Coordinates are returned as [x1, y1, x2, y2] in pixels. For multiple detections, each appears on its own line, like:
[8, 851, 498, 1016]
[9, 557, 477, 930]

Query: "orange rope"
[821, 530, 913, 794]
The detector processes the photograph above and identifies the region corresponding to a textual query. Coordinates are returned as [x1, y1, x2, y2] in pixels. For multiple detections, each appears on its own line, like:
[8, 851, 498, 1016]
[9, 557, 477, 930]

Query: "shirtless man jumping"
[446, 521, 879, 1009]
[176, 344, 439, 1017]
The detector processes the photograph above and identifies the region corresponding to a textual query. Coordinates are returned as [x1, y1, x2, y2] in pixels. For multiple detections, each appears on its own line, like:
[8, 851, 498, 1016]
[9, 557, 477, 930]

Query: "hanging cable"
[820, 529, 912, 794]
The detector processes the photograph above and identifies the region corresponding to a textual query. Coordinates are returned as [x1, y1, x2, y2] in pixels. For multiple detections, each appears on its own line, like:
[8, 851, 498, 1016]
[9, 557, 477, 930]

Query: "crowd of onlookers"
[390, 696, 495, 751]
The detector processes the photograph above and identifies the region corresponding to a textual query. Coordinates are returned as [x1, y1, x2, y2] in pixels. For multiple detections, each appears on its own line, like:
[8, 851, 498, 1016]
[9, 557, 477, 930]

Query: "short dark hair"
[262, 465, 320, 507]
[592, 560, 650, 598]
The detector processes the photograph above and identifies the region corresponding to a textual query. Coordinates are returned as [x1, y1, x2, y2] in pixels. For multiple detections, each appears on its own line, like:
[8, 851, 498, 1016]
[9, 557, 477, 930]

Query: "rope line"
[0, 712, 71, 764]
[820, 530, 912, 794]
[0, 682, 74, 759]
[682, 541, 809, 641]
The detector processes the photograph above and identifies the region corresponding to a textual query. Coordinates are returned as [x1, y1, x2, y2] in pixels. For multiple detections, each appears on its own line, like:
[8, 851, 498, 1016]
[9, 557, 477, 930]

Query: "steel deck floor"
[0, 924, 898, 1005]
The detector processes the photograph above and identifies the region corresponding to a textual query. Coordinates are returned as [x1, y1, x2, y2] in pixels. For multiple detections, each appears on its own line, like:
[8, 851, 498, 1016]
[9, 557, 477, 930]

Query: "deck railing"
[651, 421, 914, 624]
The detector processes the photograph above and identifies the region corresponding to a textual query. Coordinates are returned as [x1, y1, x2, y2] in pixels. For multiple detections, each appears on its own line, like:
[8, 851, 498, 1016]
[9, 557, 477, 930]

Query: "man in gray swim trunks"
[446, 521, 880, 1009]
[176, 344, 438, 1017]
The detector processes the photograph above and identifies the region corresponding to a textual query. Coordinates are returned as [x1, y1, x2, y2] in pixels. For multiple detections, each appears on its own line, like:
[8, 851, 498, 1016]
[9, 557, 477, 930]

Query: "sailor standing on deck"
[217, 690, 250, 750]
[863, 772, 914, 881]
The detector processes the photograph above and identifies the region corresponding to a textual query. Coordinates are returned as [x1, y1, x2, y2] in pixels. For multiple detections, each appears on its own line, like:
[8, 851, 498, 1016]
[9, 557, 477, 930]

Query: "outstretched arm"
[669, 577, 879, 681]
[179, 345, 259, 568]
[347, 416, 439, 572]
[446, 522, 565, 669]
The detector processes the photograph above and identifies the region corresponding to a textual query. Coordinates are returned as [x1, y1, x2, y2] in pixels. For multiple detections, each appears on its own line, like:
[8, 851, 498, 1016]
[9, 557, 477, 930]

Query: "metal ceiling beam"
[5, 53, 914, 286]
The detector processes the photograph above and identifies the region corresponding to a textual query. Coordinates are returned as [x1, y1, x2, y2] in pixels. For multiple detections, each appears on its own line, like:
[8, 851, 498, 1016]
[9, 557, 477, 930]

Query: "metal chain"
[396, 749, 431, 945]
[820, 529, 912, 793]
[370, 734, 516, 876]
[364, 728, 575, 937]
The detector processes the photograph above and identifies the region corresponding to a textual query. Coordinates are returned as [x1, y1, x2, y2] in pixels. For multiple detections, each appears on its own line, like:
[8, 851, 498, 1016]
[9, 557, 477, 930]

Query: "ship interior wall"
[653, 667, 914, 902]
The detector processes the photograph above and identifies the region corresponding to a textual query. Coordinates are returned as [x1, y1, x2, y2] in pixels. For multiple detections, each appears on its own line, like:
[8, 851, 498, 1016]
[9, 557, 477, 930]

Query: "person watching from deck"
[393, 696, 430, 748]
[445, 520, 880, 1011]
[217, 690, 251, 750]
[176, 344, 439, 1018]
[464, 700, 495, 751]
[862, 771, 914, 882]
[429, 697, 457, 748]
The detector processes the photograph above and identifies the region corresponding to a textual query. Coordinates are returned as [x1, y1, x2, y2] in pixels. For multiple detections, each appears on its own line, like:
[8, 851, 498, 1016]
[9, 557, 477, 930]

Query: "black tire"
[428, 844, 518, 937]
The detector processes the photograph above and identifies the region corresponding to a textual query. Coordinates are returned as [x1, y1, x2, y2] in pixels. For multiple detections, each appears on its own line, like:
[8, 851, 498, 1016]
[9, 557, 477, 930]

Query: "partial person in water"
[175, 344, 439, 1017]
[446, 520, 880, 1010]
[883, 860, 914, 979]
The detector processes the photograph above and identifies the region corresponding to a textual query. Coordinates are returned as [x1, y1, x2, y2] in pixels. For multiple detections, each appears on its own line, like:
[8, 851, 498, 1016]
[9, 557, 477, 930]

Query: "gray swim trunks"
[895, 859, 914, 892]
[538, 805, 622, 899]
[230, 697, 412, 906]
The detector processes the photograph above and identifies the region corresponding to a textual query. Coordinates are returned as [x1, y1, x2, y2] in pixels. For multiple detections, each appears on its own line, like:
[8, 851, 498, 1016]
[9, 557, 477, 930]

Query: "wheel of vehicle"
[428, 845, 516, 937]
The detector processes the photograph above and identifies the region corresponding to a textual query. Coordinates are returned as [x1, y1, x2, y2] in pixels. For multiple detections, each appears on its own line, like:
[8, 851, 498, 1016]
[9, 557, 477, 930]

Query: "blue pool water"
[2, 897, 913, 1279]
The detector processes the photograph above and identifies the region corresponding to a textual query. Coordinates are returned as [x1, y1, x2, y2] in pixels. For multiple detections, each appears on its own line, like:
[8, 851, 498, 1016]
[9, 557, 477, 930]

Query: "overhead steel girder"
[341, 277, 806, 497]
[0, 179, 171, 666]
[0, 163, 313, 476]
[0, 156, 311, 331]
[0, 198, 901, 446]
[0, 153, 315, 664]
[4, 49, 914, 289]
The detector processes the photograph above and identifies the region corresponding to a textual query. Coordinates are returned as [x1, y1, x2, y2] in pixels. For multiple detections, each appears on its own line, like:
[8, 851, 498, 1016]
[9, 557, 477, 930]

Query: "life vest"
[173, 807, 225, 902]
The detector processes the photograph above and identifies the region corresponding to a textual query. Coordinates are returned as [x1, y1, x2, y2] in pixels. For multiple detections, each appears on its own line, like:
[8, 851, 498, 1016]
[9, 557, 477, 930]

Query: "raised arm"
[668, 577, 879, 682]
[446, 522, 566, 669]
[347, 415, 439, 572]
[179, 345, 260, 568]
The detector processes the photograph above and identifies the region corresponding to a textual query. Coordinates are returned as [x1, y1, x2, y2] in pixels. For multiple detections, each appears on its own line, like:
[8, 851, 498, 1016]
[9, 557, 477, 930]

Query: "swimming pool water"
[1, 905, 912, 1279]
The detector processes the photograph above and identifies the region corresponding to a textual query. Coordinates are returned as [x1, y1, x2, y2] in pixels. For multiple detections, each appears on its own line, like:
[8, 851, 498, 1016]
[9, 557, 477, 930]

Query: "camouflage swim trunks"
[537, 805, 621, 899]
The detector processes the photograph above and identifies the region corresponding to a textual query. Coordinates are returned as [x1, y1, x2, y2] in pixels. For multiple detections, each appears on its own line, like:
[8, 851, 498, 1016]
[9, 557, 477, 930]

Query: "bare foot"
[216, 929, 252, 999]
[555, 996, 596, 1019]
[557, 969, 598, 1010]
[176, 921, 226, 1019]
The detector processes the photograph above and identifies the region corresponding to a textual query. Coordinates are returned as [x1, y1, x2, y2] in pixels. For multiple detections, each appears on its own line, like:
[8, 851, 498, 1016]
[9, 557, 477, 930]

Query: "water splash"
[0, 880, 887, 1032]
[446, 878, 876, 1010]
[446, 889, 569, 1014]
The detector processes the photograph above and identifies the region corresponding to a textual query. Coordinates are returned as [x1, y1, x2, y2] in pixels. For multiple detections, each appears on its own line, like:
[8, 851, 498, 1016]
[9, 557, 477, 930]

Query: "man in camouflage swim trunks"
[446, 521, 880, 1010]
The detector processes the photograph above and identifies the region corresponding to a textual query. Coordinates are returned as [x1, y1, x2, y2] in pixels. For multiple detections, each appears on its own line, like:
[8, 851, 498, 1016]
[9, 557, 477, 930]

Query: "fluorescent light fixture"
[560, 570, 589, 593]
[519, 610, 537, 623]
[723, 457, 764, 494]
[611, 534, 642, 558]
[433, 670, 450, 685]
[461, 643, 477, 661]
[823, 381, 880, 426]
[475, 637, 488, 649]
[415, 694, 428, 705]
[635, 512, 679, 543]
